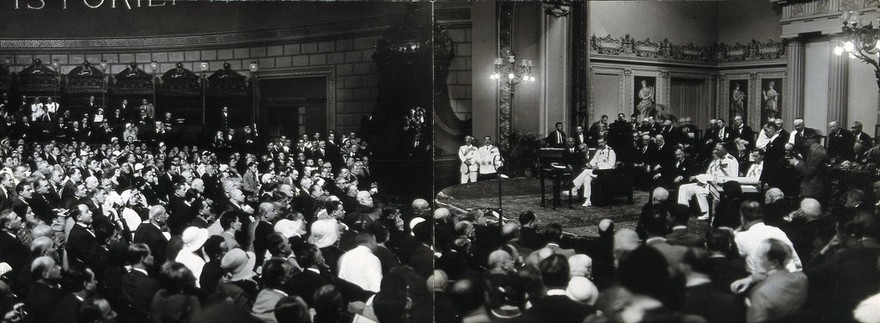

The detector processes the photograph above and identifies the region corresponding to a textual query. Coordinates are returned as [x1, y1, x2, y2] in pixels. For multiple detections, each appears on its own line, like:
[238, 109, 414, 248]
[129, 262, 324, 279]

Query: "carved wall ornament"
[841, 0, 857, 10]
[750, 72, 758, 79]
[791, 3, 805, 17]
[660, 71, 670, 78]
[591, 34, 785, 64]
[816, 0, 828, 13]
[624, 68, 633, 75]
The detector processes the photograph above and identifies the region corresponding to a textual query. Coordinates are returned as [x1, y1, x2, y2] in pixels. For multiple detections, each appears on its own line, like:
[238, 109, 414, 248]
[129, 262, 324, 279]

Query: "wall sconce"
[199, 61, 209, 72]
[149, 61, 159, 73]
[249, 62, 259, 73]
[51, 59, 60, 71]
[2, 57, 10, 67]
[99, 60, 107, 72]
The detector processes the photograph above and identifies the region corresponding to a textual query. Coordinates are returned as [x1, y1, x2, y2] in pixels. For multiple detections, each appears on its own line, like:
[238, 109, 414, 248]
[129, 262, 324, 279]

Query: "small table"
[540, 167, 574, 210]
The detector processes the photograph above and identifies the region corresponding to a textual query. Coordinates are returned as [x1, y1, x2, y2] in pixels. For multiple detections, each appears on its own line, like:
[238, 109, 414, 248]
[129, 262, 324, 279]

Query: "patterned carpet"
[437, 178, 710, 237]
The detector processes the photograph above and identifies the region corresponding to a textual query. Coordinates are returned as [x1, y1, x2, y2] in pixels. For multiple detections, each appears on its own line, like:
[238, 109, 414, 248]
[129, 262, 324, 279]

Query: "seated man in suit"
[677, 143, 740, 220]
[788, 118, 817, 155]
[570, 137, 616, 207]
[654, 147, 692, 190]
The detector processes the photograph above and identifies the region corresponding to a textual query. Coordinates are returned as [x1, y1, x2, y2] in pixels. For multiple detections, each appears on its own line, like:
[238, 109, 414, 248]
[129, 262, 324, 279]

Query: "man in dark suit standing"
[545, 122, 567, 148]
[515, 254, 595, 322]
[66, 204, 101, 270]
[132, 206, 169, 267]
[791, 134, 829, 202]
[121, 243, 161, 323]
[827, 120, 855, 163]
[761, 122, 787, 190]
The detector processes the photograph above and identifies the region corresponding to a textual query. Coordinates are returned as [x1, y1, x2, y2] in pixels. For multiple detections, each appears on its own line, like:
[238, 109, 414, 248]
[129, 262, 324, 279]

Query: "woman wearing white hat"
[309, 211, 344, 274]
[176, 226, 210, 288]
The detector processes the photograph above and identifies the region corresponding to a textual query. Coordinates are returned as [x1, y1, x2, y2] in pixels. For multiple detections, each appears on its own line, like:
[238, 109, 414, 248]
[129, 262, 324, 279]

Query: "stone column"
[540, 10, 570, 135]
[785, 39, 805, 123]
[827, 44, 849, 125]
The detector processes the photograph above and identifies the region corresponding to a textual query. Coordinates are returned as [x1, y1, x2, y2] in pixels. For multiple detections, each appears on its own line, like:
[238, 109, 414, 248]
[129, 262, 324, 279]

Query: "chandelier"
[490, 55, 536, 86]
[833, 10, 880, 90]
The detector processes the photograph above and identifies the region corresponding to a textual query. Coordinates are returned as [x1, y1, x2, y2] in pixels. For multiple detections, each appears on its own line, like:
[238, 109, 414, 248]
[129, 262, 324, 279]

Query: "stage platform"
[436, 178, 711, 237]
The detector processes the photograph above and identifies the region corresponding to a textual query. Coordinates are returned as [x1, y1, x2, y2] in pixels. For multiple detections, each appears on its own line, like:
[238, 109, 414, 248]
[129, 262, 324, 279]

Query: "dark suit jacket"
[67, 224, 100, 269]
[48, 293, 83, 323]
[132, 223, 168, 264]
[665, 228, 705, 248]
[732, 125, 755, 148]
[515, 294, 595, 323]
[790, 127, 817, 152]
[682, 283, 744, 323]
[855, 131, 873, 149]
[806, 245, 880, 318]
[827, 128, 855, 161]
[562, 146, 584, 171]
[122, 269, 161, 320]
[25, 282, 63, 323]
[794, 143, 828, 200]
[761, 134, 788, 188]
[545, 130, 567, 148]
[0, 231, 28, 272]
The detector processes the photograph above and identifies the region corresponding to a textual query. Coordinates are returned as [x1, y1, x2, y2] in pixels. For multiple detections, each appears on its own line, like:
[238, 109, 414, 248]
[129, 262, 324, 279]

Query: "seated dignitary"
[570, 137, 616, 207]
[677, 143, 739, 220]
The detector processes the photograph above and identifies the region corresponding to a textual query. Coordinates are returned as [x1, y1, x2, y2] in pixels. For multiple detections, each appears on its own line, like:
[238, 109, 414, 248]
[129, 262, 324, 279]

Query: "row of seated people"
[433, 181, 880, 322]
[0, 121, 436, 322]
[554, 113, 878, 211]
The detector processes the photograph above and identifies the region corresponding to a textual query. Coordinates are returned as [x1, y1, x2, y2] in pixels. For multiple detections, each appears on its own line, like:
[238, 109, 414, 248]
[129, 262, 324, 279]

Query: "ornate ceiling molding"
[590, 34, 786, 66]
[0, 14, 402, 52]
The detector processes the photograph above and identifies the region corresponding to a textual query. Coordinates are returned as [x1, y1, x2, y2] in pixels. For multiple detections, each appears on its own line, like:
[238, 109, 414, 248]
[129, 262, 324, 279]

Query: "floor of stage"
[437, 178, 711, 237]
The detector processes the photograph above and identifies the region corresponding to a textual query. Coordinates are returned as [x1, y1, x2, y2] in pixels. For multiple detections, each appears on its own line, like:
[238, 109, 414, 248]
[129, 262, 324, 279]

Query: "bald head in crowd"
[433, 208, 451, 221]
[651, 187, 669, 205]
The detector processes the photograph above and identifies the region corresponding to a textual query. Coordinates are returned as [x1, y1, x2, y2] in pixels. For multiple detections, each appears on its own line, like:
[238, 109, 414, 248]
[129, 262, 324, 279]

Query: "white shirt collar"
[546, 289, 567, 296]
[131, 267, 149, 276]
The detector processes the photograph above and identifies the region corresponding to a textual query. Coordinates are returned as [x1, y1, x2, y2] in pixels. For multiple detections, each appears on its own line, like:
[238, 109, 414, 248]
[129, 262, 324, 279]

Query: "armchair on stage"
[590, 167, 634, 206]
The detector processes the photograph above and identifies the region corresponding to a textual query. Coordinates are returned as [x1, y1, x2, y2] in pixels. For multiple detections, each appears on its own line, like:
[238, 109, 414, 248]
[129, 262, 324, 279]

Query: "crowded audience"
[0, 94, 436, 323]
[439, 113, 880, 322]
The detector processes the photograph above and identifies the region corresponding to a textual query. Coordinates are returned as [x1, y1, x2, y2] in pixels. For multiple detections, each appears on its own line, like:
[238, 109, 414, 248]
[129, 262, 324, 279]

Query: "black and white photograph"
[1, 1, 879, 322]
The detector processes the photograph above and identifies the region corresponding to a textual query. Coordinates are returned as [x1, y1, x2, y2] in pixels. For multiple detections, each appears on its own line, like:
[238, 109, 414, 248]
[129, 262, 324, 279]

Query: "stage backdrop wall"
[0, 10, 410, 136]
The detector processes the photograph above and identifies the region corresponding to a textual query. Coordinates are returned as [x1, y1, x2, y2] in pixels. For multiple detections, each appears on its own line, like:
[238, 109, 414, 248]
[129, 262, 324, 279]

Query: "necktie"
[557, 132, 561, 143]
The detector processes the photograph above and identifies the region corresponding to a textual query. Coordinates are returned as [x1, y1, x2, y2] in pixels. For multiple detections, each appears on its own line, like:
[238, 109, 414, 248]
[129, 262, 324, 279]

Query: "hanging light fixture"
[833, 10, 880, 91]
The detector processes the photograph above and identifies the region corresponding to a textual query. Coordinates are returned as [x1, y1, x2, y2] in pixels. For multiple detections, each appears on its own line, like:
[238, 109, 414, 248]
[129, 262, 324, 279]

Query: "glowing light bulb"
[843, 41, 855, 52]
[834, 46, 844, 56]
[508, 73, 515, 80]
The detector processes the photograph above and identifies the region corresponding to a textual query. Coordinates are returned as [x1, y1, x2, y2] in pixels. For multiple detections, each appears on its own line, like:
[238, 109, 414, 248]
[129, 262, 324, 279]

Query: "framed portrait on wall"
[760, 78, 782, 125]
[729, 80, 747, 122]
[634, 76, 656, 118]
